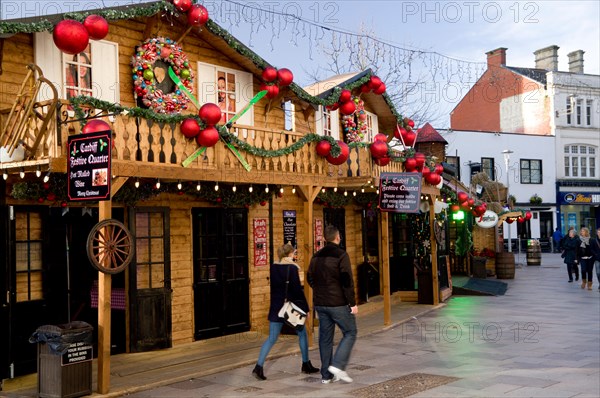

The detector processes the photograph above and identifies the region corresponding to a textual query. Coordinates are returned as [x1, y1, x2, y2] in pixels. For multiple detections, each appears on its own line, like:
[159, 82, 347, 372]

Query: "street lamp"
[502, 150, 514, 252]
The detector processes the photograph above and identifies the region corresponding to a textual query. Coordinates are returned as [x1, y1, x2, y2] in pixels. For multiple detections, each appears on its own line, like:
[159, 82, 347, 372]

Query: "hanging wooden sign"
[67, 130, 111, 201]
[253, 218, 267, 267]
[378, 172, 422, 213]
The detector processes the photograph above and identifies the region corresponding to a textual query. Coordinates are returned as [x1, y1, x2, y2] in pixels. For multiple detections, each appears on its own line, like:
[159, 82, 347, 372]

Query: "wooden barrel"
[495, 252, 515, 279]
[526, 240, 541, 266]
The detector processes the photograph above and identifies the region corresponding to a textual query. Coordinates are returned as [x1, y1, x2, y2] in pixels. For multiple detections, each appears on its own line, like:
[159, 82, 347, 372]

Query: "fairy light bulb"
[19, 169, 25, 179]
[361, 188, 365, 193]
[232, 185, 237, 192]
[280, 187, 284, 194]
[265, 186, 269, 193]
[155, 179, 161, 189]
[334, 187, 338, 192]
[292, 187, 296, 194]
[177, 181, 182, 190]
[353, 191, 357, 197]
[134, 179, 140, 188]
[322, 188, 326, 193]
[214, 182, 219, 191]
[344, 190, 348, 197]
[35, 168, 41, 178]
[43, 173, 50, 183]
[249, 185, 253, 193]
[196, 182, 201, 191]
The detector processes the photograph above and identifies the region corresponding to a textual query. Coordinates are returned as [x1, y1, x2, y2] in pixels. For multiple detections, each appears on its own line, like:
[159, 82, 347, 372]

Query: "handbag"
[278, 265, 307, 330]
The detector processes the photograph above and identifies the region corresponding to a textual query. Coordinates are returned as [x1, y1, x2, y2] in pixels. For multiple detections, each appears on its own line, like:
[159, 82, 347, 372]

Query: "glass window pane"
[151, 238, 164, 262]
[564, 146, 569, 154]
[136, 213, 149, 237]
[150, 213, 164, 235]
[564, 156, 570, 176]
[580, 146, 587, 154]
[571, 146, 578, 154]
[589, 147, 595, 155]
[572, 157, 578, 176]
[151, 264, 164, 288]
[136, 238, 149, 263]
[137, 264, 150, 289]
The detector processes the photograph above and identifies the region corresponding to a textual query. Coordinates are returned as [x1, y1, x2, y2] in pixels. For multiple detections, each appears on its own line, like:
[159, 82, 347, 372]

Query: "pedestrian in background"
[552, 227, 563, 253]
[562, 228, 580, 283]
[590, 227, 600, 291]
[308, 225, 358, 384]
[252, 244, 319, 380]
[577, 227, 593, 290]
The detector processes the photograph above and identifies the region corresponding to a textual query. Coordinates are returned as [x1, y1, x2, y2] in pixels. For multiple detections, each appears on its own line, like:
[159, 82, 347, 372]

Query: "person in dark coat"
[577, 227, 594, 290]
[552, 228, 563, 252]
[590, 227, 600, 291]
[562, 228, 580, 283]
[252, 244, 319, 380]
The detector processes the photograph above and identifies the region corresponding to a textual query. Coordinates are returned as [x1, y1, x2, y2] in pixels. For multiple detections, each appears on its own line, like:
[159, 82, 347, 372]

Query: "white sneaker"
[321, 375, 340, 384]
[328, 366, 353, 383]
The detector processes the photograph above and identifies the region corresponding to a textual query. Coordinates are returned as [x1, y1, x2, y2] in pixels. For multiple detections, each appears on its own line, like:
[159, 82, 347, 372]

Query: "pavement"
[3, 252, 599, 397]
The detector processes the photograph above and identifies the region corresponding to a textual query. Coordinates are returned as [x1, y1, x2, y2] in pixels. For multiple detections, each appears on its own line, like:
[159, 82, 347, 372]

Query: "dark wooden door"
[192, 208, 249, 340]
[323, 208, 346, 249]
[129, 207, 172, 352]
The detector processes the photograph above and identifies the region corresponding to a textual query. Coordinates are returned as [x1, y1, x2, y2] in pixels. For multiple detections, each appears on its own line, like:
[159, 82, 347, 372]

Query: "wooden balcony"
[1, 104, 404, 187]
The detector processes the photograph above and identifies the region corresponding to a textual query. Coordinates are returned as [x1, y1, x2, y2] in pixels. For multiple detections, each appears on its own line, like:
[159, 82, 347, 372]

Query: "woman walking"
[562, 228, 580, 283]
[578, 227, 594, 290]
[252, 244, 319, 380]
[590, 227, 600, 291]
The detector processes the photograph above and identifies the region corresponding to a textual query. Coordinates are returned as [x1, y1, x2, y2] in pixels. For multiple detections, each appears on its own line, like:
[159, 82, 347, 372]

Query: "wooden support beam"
[97, 200, 112, 394]
[143, 14, 160, 39]
[111, 176, 127, 195]
[380, 211, 391, 325]
[177, 26, 194, 44]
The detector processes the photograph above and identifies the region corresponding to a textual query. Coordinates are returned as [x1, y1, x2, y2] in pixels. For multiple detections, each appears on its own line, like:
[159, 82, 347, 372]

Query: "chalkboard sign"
[379, 172, 422, 213]
[67, 131, 111, 201]
[283, 210, 297, 247]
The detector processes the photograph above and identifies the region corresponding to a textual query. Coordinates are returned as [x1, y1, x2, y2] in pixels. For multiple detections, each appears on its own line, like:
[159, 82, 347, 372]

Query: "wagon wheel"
[87, 219, 134, 274]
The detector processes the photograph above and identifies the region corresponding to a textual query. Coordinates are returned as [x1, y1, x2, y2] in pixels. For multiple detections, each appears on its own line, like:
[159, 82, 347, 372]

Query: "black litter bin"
[30, 321, 93, 398]
[417, 270, 433, 304]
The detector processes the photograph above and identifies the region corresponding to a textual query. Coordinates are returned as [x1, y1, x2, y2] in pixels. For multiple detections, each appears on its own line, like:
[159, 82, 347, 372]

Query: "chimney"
[567, 50, 585, 74]
[534, 45, 559, 71]
[486, 47, 507, 68]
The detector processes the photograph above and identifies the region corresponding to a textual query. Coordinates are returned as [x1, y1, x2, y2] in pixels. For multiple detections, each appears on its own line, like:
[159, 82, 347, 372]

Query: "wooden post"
[97, 200, 111, 394]
[380, 211, 391, 325]
[429, 195, 439, 305]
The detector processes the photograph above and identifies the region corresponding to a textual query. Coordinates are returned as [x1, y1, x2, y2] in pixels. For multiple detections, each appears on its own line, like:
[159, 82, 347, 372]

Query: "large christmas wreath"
[131, 37, 194, 114]
[342, 96, 367, 143]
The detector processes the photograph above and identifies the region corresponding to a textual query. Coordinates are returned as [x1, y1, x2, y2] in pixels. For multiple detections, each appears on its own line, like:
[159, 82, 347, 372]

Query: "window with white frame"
[283, 100, 295, 131]
[520, 159, 542, 184]
[316, 105, 339, 140]
[586, 100, 592, 126]
[564, 145, 597, 178]
[576, 99, 583, 125]
[566, 97, 572, 125]
[481, 157, 495, 180]
[363, 110, 379, 142]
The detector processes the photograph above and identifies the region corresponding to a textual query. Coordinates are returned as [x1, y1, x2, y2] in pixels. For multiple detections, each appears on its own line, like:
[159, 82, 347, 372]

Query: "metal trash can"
[527, 239, 542, 266]
[30, 321, 93, 398]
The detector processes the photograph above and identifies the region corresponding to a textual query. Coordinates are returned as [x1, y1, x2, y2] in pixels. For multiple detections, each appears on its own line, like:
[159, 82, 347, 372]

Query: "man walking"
[552, 227, 563, 253]
[308, 225, 358, 384]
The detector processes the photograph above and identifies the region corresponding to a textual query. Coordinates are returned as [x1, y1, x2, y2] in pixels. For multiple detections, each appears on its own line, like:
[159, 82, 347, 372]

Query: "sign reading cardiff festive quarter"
[379, 172, 422, 213]
[67, 131, 111, 201]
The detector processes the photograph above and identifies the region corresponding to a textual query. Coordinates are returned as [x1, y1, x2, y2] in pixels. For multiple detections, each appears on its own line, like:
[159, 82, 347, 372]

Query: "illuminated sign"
[560, 192, 600, 205]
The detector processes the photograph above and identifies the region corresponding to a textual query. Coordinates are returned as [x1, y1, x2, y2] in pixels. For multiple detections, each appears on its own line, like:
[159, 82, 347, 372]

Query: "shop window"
[481, 157, 495, 181]
[564, 144, 597, 178]
[520, 159, 542, 184]
[15, 211, 43, 302]
[135, 212, 166, 289]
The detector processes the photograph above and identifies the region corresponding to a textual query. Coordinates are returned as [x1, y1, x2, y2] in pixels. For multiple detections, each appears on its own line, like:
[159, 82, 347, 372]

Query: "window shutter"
[90, 40, 119, 103]
[197, 62, 217, 105]
[235, 70, 253, 126]
[330, 109, 340, 140]
[34, 32, 63, 101]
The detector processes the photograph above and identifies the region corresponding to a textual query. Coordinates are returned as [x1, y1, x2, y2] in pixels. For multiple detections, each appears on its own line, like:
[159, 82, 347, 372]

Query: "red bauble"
[406, 119, 415, 128]
[373, 82, 386, 95]
[457, 192, 469, 203]
[326, 141, 349, 165]
[260, 200, 267, 206]
[262, 66, 278, 82]
[375, 156, 391, 166]
[198, 103, 222, 125]
[339, 100, 356, 115]
[374, 133, 388, 142]
[277, 68, 294, 86]
[37, 197, 45, 203]
[468, 198, 475, 206]
[369, 140, 388, 159]
[434, 164, 445, 175]
[394, 126, 405, 139]
[196, 126, 220, 147]
[403, 157, 417, 172]
[260, 83, 280, 99]
[360, 84, 371, 93]
[525, 211, 532, 220]
[330, 102, 339, 111]
[53, 20, 89, 55]
[506, 218, 514, 224]
[414, 152, 426, 168]
[403, 131, 416, 146]
[315, 140, 331, 157]
[450, 204, 460, 213]
[82, 119, 110, 134]
[47, 193, 56, 201]
[421, 166, 431, 178]
[173, 0, 192, 12]
[460, 201, 470, 210]
[474, 205, 486, 216]
[188, 4, 209, 26]
[368, 75, 382, 90]
[425, 173, 441, 186]
[339, 89, 352, 103]
[517, 216, 525, 223]
[83, 15, 108, 40]
[181, 118, 200, 138]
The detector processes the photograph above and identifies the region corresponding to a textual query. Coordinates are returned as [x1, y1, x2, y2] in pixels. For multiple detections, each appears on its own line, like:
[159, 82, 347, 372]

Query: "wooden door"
[323, 208, 346, 249]
[129, 207, 172, 352]
[192, 208, 249, 340]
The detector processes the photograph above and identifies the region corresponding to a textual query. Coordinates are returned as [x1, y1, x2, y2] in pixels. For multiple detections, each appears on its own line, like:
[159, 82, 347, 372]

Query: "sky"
[2, 0, 599, 128]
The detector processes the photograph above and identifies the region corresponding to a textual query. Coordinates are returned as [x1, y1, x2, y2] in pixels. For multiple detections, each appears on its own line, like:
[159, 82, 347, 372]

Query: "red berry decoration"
[368, 75, 382, 90]
[53, 20, 89, 55]
[403, 157, 417, 172]
[38, 197, 45, 203]
[196, 126, 220, 147]
[525, 211, 532, 220]
[173, 0, 192, 12]
[260, 83, 280, 99]
[188, 4, 209, 26]
[198, 103, 222, 125]
[61, 201, 68, 208]
[339, 89, 352, 103]
[315, 140, 331, 157]
[262, 66, 278, 82]
[326, 141, 349, 165]
[83, 15, 109, 40]
[369, 140, 388, 159]
[373, 82, 386, 95]
[457, 192, 469, 203]
[339, 100, 356, 116]
[506, 218, 514, 224]
[82, 119, 111, 134]
[374, 133, 388, 142]
[277, 68, 294, 86]
[181, 118, 200, 138]
[375, 156, 391, 167]
[47, 193, 56, 201]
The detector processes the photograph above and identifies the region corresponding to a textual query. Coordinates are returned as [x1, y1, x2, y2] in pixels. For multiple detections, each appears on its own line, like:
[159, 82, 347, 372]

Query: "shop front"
[556, 185, 600, 233]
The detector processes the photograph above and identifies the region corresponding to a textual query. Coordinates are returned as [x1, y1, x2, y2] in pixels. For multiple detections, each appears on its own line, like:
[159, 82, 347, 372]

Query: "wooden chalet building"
[0, 1, 444, 388]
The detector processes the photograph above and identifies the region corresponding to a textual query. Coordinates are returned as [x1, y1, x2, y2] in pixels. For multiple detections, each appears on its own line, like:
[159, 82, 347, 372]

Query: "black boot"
[301, 360, 320, 374]
[252, 364, 266, 380]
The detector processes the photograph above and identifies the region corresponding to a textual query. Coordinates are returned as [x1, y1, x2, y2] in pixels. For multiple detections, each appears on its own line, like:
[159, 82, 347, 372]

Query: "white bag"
[278, 300, 307, 329]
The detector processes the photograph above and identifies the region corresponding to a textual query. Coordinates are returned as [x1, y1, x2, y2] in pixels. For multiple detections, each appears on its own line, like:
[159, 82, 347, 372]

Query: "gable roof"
[416, 123, 447, 144]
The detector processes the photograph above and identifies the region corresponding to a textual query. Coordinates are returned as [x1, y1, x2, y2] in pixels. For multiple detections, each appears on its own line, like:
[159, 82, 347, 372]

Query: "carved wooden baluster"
[254, 129, 263, 171]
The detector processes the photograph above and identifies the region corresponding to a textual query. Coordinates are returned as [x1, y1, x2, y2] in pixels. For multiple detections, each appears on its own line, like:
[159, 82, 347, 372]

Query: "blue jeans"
[580, 258, 594, 282]
[315, 305, 357, 380]
[257, 321, 309, 366]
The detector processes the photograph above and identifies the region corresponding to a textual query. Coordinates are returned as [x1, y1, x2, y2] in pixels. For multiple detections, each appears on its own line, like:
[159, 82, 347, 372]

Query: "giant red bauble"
[414, 152, 426, 168]
[506, 218, 514, 224]
[395, 126, 406, 139]
[339, 100, 356, 115]
[83, 15, 109, 40]
[360, 84, 371, 93]
[374, 133, 388, 142]
[375, 156, 391, 166]
[403, 157, 417, 172]
[373, 82, 386, 95]
[468, 198, 475, 206]
[181, 118, 200, 138]
[525, 211, 532, 220]
[406, 119, 415, 128]
[82, 119, 110, 134]
[425, 172, 441, 186]
[457, 191, 469, 203]
[368, 75, 382, 90]
[173, 0, 192, 12]
[315, 140, 331, 157]
[196, 126, 220, 147]
[198, 103, 222, 125]
[369, 140, 388, 159]
[474, 205, 486, 216]
[339, 89, 352, 103]
[188, 4, 209, 26]
[450, 204, 460, 213]
[403, 130, 416, 146]
[260, 83, 280, 99]
[326, 141, 349, 165]
[421, 166, 431, 178]
[262, 66, 278, 82]
[434, 164, 445, 175]
[277, 68, 294, 86]
[517, 216, 525, 223]
[53, 20, 89, 55]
